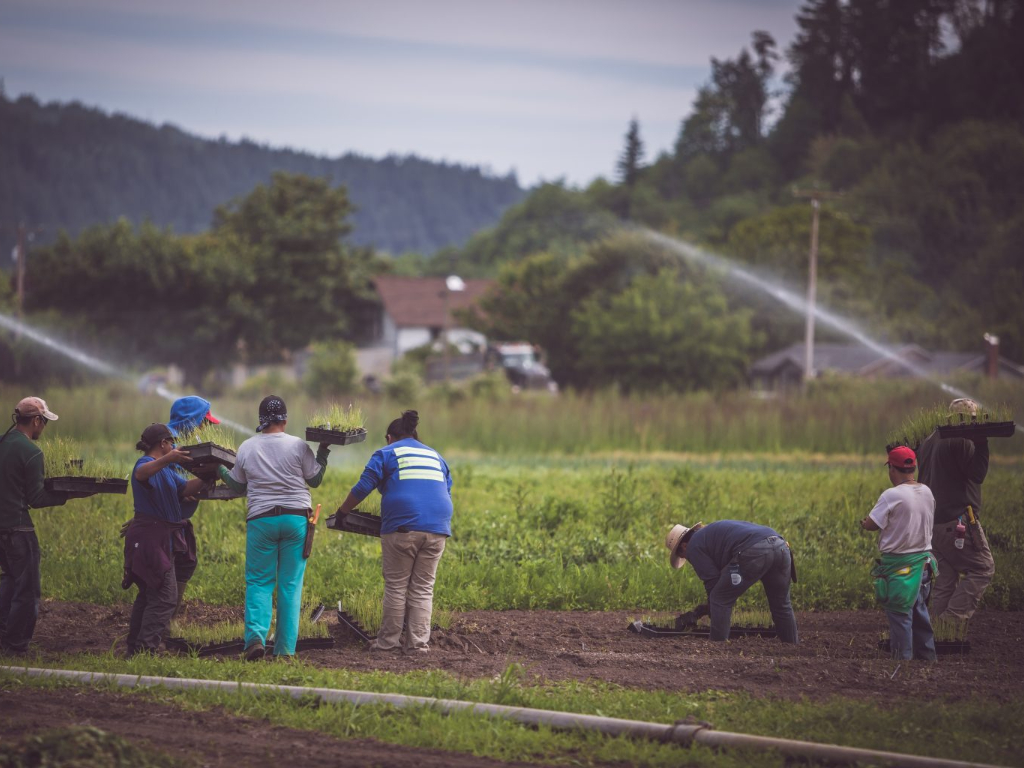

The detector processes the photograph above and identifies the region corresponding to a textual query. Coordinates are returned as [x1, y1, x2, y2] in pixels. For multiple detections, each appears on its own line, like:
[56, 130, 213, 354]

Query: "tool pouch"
[302, 514, 316, 559]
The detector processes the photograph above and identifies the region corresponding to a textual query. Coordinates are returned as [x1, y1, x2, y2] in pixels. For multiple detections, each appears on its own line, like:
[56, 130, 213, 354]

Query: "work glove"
[675, 602, 710, 630]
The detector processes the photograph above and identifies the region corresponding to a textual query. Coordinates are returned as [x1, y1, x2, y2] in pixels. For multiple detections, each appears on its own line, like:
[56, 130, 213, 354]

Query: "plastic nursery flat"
[304, 426, 368, 446]
[177, 442, 236, 479]
[197, 484, 245, 501]
[627, 620, 778, 639]
[44, 477, 128, 495]
[877, 638, 971, 656]
[326, 509, 382, 538]
[336, 602, 373, 643]
[937, 421, 1015, 441]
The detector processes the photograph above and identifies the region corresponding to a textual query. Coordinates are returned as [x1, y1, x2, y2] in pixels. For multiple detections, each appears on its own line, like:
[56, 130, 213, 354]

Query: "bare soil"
[18, 599, 1024, 703]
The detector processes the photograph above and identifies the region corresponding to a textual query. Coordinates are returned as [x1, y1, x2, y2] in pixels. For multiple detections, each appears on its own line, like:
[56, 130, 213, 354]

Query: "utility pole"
[792, 189, 840, 393]
[1, 223, 44, 341]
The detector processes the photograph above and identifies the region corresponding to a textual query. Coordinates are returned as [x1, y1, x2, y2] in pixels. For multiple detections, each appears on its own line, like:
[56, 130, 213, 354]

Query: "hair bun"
[401, 410, 419, 431]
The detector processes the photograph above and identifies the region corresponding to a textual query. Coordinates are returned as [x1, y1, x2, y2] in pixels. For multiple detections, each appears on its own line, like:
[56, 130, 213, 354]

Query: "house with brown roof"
[358, 276, 494, 377]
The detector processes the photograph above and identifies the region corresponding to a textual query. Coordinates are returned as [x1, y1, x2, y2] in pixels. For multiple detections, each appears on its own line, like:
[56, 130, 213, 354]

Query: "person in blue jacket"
[665, 519, 799, 643]
[335, 410, 452, 654]
[166, 395, 221, 617]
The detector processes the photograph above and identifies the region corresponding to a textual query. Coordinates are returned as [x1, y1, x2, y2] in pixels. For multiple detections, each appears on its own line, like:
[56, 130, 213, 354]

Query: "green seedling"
[341, 585, 452, 636]
[40, 436, 123, 479]
[932, 615, 970, 643]
[309, 403, 365, 433]
[885, 403, 1013, 450]
[170, 598, 331, 646]
[174, 423, 238, 452]
[642, 607, 774, 629]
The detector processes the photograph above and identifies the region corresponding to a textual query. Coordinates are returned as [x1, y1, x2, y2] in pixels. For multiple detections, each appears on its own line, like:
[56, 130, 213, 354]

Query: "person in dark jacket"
[166, 395, 222, 617]
[917, 398, 994, 621]
[123, 423, 207, 655]
[335, 410, 452, 653]
[665, 519, 799, 643]
[0, 397, 79, 654]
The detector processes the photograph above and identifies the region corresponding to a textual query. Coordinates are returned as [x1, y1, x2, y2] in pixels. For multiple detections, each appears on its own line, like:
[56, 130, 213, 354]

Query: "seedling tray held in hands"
[197, 484, 245, 501]
[627, 620, 777, 639]
[937, 422, 1015, 441]
[178, 442, 236, 480]
[305, 426, 368, 446]
[45, 477, 128, 495]
[326, 509, 382, 538]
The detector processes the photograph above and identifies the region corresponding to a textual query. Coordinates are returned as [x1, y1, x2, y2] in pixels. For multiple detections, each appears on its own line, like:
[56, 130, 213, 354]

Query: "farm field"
[2, 384, 1024, 767]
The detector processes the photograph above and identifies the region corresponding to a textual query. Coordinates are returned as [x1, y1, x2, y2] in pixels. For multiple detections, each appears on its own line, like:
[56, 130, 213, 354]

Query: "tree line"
[0, 92, 524, 256]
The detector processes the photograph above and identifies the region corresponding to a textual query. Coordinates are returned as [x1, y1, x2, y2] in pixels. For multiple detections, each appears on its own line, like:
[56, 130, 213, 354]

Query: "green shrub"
[304, 340, 359, 398]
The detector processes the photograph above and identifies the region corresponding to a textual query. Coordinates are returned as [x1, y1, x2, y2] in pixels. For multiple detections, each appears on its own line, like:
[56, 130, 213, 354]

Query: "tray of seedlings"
[878, 616, 971, 656]
[166, 601, 333, 656]
[197, 483, 245, 501]
[41, 437, 127, 496]
[327, 493, 382, 538]
[336, 596, 451, 645]
[336, 601, 374, 643]
[174, 425, 238, 480]
[305, 403, 367, 446]
[628, 608, 777, 639]
[885, 404, 1015, 452]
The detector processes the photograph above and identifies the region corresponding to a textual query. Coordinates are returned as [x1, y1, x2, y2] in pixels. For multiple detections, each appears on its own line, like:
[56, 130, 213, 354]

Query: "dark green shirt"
[0, 429, 67, 528]
[917, 430, 989, 525]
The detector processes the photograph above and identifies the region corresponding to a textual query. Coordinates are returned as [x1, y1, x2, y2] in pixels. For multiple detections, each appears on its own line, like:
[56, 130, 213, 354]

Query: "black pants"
[0, 529, 41, 653]
[127, 564, 177, 653]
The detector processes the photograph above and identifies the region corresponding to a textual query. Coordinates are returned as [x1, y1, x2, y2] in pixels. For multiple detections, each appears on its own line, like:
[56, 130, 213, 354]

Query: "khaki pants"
[930, 519, 995, 620]
[376, 531, 446, 652]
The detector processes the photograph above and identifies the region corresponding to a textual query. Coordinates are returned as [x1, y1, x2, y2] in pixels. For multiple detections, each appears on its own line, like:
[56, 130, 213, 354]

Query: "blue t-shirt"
[685, 520, 780, 588]
[350, 438, 453, 536]
[132, 456, 188, 522]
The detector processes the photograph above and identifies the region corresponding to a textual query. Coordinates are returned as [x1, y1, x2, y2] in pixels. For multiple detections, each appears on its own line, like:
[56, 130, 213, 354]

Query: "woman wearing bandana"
[219, 395, 330, 660]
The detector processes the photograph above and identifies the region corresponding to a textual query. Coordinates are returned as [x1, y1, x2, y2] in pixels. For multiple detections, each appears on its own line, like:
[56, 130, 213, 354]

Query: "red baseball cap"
[205, 410, 221, 425]
[887, 446, 916, 469]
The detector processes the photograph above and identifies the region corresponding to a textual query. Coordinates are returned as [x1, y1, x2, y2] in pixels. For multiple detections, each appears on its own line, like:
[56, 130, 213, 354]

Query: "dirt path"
[20, 600, 1024, 703]
[0, 687, 560, 768]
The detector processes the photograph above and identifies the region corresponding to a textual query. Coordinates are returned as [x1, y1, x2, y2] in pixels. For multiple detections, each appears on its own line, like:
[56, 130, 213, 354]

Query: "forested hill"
[0, 93, 524, 254]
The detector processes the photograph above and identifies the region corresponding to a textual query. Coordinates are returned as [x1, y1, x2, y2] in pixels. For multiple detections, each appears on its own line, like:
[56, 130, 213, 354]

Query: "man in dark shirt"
[917, 398, 994, 621]
[0, 397, 73, 654]
[665, 519, 799, 643]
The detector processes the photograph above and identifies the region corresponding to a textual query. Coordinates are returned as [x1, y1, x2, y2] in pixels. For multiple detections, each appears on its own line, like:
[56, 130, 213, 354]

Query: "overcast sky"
[1, 0, 804, 186]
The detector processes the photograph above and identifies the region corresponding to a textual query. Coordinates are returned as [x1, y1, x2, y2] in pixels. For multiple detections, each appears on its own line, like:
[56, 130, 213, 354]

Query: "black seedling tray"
[305, 426, 368, 446]
[197, 484, 244, 501]
[878, 638, 970, 656]
[45, 477, 128, 495]
[937, 422, 1015, 441]
[627, 620, 777, 639]
[326, 509, 382, 538]
[178, 442, 236, 479]
[337, 602, 373, 643]
[165, 635, 335, 656]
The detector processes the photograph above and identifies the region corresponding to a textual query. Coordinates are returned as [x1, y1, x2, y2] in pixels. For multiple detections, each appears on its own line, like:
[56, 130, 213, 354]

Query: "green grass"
[641, 608, 774, 630]
[39, 435, 125, 480]
[173, 423, 238, 452]
[2, 661, 1021, 768]
[29, 456, 1024, 614]
[308, 402, 365, 433]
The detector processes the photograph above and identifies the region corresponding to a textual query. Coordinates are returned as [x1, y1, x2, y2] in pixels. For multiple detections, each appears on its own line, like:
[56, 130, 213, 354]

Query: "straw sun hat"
[665, 522, 702, 569]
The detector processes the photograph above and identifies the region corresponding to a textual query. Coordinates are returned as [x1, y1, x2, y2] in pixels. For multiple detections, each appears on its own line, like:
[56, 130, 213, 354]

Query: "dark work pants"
[0, 529, 41, 653]
[127, 564, 177, 653]
[707, 536, 799, 643]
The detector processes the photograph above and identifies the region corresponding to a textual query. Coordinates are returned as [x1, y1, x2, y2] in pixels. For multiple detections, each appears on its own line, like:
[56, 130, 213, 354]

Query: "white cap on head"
[15, 396, 58, 421]
[949, 398, 979, 417]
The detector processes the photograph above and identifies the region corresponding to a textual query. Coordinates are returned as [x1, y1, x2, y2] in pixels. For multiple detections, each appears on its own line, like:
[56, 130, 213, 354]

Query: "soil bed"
[0, 686, 556, 768]
[22, 600, 1024, 703]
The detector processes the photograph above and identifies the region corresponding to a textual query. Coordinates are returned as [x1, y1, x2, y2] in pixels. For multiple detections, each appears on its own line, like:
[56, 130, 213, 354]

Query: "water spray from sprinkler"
[0, 310, 249, 435]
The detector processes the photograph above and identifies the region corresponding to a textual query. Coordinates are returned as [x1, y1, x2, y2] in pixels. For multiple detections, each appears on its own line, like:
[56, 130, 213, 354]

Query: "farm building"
[750, 341, 1024, 391]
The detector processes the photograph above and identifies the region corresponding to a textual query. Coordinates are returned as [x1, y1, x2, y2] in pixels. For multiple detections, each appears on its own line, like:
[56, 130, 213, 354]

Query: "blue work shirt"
[685, 520, 780, 589]
[132, 456, 188, 523]
[350, 438, 453, 536]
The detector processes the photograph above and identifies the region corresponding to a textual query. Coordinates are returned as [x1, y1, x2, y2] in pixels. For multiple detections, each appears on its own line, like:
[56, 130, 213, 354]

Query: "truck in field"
[485, 342, 557, 392]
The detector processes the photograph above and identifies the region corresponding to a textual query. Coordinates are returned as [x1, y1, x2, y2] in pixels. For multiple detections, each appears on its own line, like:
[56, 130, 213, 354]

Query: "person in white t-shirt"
[219, 395, 330, 661]
[861, 446, 937, 661]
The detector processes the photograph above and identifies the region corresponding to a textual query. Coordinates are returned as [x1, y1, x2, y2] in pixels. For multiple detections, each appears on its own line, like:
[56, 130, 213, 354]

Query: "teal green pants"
[245, 516, 307, 656]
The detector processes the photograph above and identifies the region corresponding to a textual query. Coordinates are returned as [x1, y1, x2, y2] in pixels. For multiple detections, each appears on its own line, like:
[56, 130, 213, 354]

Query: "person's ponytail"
[386, 410, 419, 441]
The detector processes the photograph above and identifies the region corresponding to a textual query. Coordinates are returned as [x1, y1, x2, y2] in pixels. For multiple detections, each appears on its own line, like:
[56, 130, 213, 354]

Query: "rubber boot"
[173, 581, 188, 619]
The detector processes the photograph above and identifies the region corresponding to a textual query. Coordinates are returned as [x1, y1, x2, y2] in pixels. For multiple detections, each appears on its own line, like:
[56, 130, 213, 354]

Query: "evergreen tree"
[617, 118, 645, 188]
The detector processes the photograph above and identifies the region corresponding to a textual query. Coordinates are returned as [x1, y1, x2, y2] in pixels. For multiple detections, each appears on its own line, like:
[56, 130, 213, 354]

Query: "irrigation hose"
[0, 665, 1005, 768]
